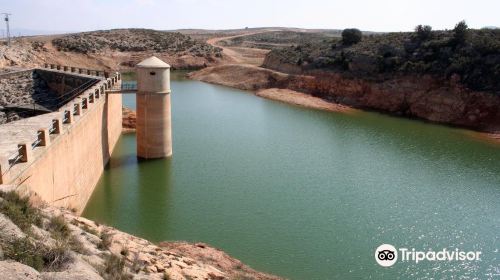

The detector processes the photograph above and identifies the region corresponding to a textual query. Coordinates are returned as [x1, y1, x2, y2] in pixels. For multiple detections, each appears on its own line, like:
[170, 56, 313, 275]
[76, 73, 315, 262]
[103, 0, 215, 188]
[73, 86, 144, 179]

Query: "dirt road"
[207, 32, 270, 66]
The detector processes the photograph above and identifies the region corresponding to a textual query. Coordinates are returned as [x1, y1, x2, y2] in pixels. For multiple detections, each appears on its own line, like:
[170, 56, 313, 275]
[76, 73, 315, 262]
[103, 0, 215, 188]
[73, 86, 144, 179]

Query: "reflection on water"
[84, 74, 500, 279]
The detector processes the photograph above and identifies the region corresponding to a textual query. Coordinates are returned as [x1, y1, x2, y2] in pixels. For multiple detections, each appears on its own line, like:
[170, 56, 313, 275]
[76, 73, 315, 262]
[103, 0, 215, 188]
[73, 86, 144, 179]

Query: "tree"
[415, 25, 433, 40]
[453, 20, 468, 45]
[342, 28, 362, 45]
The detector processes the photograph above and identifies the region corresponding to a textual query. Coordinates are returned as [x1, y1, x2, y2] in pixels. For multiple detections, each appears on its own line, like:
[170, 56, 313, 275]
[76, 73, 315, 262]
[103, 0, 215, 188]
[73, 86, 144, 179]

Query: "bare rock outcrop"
[190, 64, 500, 132]
[0, 261, 42, 280]
[0, 190, 282, 280]
[188, 64, 290, 91]
[122, 107, 137, 132]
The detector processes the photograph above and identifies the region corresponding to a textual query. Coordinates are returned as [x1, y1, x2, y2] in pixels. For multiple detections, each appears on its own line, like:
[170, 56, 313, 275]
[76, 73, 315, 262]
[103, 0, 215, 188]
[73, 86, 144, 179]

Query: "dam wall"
[0, 67, 122, 213]
[36, 69, 95, 96]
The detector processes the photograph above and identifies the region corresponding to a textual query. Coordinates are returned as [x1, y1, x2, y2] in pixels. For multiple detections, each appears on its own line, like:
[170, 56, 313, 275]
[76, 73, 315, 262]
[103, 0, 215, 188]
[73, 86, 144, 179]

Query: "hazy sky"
[0, 0, 499, 32]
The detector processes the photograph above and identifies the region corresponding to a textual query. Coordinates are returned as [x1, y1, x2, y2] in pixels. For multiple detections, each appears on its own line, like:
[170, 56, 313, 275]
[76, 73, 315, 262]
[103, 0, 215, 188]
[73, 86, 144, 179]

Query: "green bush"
[453, 20, 469, 45]
[3, 237, 45, 271]
[47, 215, 71, 239]
[0, 191, 42, 232]
[342, 28, 362, 45]
[415, 25, 433, 40]
[2, 236, 72, 271]
[265, 26, 500, 92]
[43, 240, 72, 271]
[100, 254, 132, 280]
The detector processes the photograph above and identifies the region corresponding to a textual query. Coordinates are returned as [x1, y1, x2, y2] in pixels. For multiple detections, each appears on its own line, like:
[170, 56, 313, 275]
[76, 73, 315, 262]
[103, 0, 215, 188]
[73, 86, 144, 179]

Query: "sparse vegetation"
[218, 31, 337, 50]
[52, 29, 222, 58]
[2, 236, 45, 271]
[264, 22, 500, 93]
[99, 254, 133, 280]
[71, 219, 99, 236]
[0, 191, 73, 271]
[0, 191, 278, 279]
[42, 239, 73, 271]
[98, 230, 113, 250]
[0, 191, 42, 232]
[47, 215, 71, 239]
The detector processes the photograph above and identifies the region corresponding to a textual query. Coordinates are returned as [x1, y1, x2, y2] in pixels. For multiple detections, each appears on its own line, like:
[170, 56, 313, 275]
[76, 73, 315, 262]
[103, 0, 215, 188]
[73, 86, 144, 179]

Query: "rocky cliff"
[235, 26, 500, 132]
[283, 72, 500, 132]
[190, 64, 500, 132]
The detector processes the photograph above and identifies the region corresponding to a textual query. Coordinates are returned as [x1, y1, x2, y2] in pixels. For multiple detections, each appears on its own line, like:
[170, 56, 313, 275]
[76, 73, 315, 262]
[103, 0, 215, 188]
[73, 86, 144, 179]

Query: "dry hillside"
[0, 29, 225, 70]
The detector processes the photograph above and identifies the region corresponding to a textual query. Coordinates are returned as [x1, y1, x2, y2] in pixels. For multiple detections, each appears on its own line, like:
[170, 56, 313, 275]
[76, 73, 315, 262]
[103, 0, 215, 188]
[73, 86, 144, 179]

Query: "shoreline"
[0, 187, 283, 280]
[256, 88, 356, 114]
[187, 67, 500, 146]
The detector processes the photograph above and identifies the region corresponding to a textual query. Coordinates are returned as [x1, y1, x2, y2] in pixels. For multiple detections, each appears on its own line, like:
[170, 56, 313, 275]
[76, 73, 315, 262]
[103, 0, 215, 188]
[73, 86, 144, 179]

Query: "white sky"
[0, 0, 499, 32]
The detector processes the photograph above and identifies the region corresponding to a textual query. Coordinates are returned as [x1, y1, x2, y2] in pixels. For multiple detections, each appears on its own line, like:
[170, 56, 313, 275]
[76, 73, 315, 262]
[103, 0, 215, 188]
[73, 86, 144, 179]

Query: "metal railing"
[43, 63, 111, 78]
[1, 71, 120, 178]
[8, 146, 24, 166]
[31, 131, 43, 149]
[121, 81, 137, 91]
[49, 119, 58, 134]
[1, 78, 100, 124]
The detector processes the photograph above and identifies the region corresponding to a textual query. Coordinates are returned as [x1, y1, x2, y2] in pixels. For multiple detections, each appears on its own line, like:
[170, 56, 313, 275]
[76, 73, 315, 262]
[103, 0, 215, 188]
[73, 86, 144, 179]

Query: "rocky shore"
[0, 189, 282, 280]
[122, 107, 137, 133]
[256, 88, 354, 113]
[188, 64, 500, 136]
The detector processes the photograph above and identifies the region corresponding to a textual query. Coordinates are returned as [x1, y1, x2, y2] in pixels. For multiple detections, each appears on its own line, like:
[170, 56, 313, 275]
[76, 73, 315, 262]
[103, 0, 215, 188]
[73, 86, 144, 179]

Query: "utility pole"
[1, 13, 12, 46]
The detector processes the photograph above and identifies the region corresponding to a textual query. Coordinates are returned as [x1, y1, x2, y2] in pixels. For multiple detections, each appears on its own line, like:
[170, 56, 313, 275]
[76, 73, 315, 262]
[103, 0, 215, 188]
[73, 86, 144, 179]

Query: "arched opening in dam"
[83, 72, 500, 279]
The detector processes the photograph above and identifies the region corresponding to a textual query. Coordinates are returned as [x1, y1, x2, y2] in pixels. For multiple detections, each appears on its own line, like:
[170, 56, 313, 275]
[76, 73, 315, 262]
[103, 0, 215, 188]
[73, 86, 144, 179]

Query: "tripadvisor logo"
[375, 244, 482, 267]
[375, 244, 398, 267]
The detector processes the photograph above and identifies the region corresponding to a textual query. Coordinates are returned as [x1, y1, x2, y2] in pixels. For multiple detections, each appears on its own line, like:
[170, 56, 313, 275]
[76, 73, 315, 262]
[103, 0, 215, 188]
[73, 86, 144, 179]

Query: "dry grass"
[0, 191, 42, 232]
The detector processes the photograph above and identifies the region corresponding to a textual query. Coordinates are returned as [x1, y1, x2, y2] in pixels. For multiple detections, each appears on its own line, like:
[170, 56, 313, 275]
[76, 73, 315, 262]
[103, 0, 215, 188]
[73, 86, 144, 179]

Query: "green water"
[83, 73, 500, 279]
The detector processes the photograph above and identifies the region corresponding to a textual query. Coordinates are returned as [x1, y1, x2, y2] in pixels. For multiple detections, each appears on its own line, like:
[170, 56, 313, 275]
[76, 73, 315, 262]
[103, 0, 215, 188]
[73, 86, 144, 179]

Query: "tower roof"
[136, 56, 171, 69]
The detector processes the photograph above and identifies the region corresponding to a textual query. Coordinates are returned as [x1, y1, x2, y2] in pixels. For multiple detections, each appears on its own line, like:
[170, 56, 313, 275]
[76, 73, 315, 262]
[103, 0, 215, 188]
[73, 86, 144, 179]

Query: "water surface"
[84, 73, 500, 279]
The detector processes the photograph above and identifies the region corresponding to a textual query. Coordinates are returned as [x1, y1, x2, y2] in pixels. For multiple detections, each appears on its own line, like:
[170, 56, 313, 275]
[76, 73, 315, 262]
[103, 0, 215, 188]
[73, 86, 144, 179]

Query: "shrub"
[342, 28, 362, 45]
[453, 20, 469, 45]
[47, 215, 71, 239]
[81, 223, 98, 236]
[415, 25, 433, 40]
[43, 240, 72, 271]
[69, 234, 88, 255]
[100, 254, 132, 280]
[3, 237, 45, 271]
[2, 236, 72, 271]
[0, 191, 42, 232]
[98, 231, 112, 250]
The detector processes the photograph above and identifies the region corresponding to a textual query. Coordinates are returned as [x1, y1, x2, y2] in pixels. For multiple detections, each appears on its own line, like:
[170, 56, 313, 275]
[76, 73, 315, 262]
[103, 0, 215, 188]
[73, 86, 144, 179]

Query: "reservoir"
[83, 72, 500, 279]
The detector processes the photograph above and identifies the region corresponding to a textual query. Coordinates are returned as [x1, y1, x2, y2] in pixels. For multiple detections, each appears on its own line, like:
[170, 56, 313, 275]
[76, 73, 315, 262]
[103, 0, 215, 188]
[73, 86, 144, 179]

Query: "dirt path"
[207, 32, 270, 66]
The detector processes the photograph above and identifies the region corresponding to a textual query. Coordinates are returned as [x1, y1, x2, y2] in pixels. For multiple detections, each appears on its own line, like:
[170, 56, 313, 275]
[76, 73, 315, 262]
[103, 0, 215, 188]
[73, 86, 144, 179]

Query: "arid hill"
[52, 29, 222, 57]
[216, 31, 339, 50]
[193, 26, 500, 133]
[263, 28, 500, 93]
[0, 29, 224, 70]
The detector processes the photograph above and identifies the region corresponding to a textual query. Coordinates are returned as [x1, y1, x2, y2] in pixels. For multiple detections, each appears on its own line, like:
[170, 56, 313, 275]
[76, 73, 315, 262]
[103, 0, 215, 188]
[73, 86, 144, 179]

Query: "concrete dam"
[0, 64, 123, 213]
[0, 57, 173, 213]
